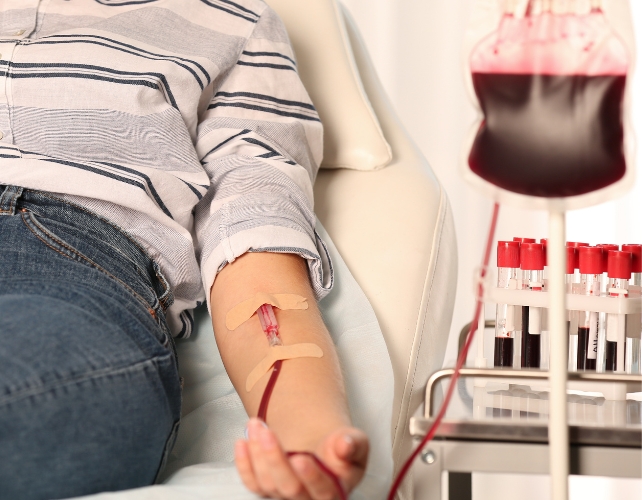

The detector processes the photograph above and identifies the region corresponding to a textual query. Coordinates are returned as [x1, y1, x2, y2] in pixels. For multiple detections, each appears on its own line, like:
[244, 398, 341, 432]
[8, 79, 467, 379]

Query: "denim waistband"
[0, 185, 175, 321]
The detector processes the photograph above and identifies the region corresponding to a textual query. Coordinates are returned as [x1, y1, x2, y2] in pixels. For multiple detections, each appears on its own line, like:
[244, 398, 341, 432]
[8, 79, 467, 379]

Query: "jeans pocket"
[20, 209, 160, 318]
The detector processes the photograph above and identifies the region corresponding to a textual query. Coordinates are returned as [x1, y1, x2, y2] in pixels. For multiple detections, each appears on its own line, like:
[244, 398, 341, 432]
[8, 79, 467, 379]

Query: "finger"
[334, 431, 369, 467]
[247, 419, 278, 496]
[290, 454, 338, 500]
[234, 440, 261, 494]
[257, 426, 311, 500]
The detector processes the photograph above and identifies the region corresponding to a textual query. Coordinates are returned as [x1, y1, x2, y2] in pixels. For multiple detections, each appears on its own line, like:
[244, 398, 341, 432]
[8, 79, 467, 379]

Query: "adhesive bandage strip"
[226, 292, 308, 330]
[246, 343, 324, 392]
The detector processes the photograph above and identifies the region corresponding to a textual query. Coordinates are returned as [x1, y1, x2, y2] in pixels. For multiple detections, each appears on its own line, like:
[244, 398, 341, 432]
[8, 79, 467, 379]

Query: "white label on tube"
[607, 314, 619, 342]
[588, 311, 599, 359]
[626, 313, 642, 340]
[514, 304, 522, 330]
[506, 305, 515, 332]
[529, 307, 542, 335]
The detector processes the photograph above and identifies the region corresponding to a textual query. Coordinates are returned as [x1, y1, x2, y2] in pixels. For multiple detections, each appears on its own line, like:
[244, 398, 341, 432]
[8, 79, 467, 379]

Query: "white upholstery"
[266, 1, 459, 498]
[266, 0, 392, 171]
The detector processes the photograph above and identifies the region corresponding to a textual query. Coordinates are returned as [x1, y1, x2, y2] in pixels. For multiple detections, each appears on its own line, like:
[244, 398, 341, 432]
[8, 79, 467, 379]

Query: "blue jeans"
[0, 186, 182, 500]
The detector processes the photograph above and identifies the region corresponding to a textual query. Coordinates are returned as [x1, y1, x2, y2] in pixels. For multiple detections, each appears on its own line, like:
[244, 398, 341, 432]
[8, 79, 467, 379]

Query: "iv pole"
[549, 208, 569, 500]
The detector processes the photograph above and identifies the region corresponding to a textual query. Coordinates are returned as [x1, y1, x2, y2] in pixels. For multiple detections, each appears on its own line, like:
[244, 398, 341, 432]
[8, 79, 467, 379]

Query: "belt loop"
[0, 186, 24, 216]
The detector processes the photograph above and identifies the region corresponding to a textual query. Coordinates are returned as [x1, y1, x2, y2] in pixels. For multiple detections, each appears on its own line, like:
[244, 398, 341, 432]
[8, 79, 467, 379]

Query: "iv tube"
[494, 241, 520, 367]
[520, 243, 544, 368]
[621, 244, 641, 374]
[605, 250, 631, 372]
[577, 246, 603, 371]
[386, 203, 500, 500]
[255, 304, 347, 500]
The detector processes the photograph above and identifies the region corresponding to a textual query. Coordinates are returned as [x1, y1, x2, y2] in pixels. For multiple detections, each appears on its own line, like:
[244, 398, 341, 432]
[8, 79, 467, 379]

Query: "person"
[0, 1, 369, 499]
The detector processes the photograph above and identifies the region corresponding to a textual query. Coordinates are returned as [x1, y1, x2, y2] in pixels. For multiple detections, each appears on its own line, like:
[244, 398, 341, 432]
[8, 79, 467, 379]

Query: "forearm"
[210, 252, 350, 451]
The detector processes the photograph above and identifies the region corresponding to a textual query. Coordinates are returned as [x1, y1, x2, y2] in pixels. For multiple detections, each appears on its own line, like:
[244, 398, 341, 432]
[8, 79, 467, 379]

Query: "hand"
[235, 418, 369, 499]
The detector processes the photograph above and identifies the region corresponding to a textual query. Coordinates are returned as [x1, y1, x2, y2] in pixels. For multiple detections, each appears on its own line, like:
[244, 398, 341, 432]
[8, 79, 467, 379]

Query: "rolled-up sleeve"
[194, 7, 332, 306]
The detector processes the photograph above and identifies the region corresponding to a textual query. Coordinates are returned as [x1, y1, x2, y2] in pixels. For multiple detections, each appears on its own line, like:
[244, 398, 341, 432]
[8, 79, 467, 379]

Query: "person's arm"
[210, 252, 368, 498]
[192, 5, 369, 497]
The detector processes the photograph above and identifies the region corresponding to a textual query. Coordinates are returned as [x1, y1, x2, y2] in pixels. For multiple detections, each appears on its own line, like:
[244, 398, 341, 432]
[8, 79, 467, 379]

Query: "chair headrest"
[265, 0, 392, 171]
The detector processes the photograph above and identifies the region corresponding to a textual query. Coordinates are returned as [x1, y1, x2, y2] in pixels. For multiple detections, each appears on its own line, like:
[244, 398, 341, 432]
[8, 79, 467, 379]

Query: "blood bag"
[463, 0, 635, 210]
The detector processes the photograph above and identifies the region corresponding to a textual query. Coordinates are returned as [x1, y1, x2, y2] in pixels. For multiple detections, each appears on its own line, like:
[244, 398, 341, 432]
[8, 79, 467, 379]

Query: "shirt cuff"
[201, 220, 333, 313]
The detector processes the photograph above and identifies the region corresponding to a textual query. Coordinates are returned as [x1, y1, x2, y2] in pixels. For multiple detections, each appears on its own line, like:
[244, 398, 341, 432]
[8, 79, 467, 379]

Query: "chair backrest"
[266, 2, 458, 497]
[266, 0, 391, 171]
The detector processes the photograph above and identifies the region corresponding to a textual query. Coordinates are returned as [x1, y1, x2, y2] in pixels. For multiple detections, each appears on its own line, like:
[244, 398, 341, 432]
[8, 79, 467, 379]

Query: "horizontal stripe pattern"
[0, 0, 330, 337]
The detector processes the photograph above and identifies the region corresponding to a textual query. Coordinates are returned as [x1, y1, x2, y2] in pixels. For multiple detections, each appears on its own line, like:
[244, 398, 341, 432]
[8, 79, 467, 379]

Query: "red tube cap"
[540, 239, 548, 266]
[566, 246, 577, 275]
[598, 244, 619, 273]
[607, 250, 632, 279]
[497, 241, 520, 268]
[520, 243, 544, 271]
[567, 242, 590, 247]
[622, 244, 642, 273]
[578, 246, 603, 275]
[513, 237, 536, 243]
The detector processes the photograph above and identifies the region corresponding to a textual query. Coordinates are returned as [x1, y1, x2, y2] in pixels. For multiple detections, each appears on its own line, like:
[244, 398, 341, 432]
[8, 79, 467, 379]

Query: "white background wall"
[338, 0, 642, 498]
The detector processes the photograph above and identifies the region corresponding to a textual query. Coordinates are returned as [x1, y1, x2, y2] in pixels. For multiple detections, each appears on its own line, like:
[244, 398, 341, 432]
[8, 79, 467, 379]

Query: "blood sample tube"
[598, 244, 619, 370]
[622, 244, 641, 374]
[494, 241, 520, 367]
[577, 246, 603, 371]
[622, 244, 642, 286]
[520, 243, 544, 369]
[512, 238, 535, 367]
[566, 245, 578, 371]
[605, 251, 631, 372]
[540, 238, 549, 369]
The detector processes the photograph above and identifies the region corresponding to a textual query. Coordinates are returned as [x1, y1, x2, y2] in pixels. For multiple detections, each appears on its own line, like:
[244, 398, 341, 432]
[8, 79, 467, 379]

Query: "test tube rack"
[479, 277, 641, 400]
[486, 284, 641, 316]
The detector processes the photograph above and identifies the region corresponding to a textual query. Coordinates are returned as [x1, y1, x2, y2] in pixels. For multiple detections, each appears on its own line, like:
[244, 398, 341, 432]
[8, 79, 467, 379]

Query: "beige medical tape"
[226, 292, 308, 331]
[246, 343, 324, 392]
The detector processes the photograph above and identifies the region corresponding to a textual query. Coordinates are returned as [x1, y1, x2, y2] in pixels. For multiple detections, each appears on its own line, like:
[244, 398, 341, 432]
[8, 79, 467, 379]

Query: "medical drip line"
[386, 202, 500, 500]
[253, 303, 347, 500]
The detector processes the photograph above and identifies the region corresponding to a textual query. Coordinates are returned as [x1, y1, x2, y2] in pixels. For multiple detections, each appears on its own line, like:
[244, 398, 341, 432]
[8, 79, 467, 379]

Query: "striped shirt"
[0, 0, 332, 338]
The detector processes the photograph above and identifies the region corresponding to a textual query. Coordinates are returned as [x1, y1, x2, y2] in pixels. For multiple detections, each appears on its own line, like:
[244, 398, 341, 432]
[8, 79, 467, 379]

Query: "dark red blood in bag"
[468, 72, 626, 197]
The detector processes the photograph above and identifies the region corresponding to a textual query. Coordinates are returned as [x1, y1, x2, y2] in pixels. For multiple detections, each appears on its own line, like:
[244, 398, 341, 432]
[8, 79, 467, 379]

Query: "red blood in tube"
[468, 73, 626, 197]
[622, 244, 642, 273]
[605, 341, 617, 371]
[494, 337, 514, 367]
[577, 327, 597, 371]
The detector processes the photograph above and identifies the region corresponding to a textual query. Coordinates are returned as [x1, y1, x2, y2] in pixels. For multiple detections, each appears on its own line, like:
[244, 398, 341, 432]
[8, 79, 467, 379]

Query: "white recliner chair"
[268, 1, 458, 498]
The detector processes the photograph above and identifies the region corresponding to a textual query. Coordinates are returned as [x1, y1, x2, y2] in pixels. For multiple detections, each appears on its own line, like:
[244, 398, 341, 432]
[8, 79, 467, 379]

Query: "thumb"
[332, 429, 369, 467]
